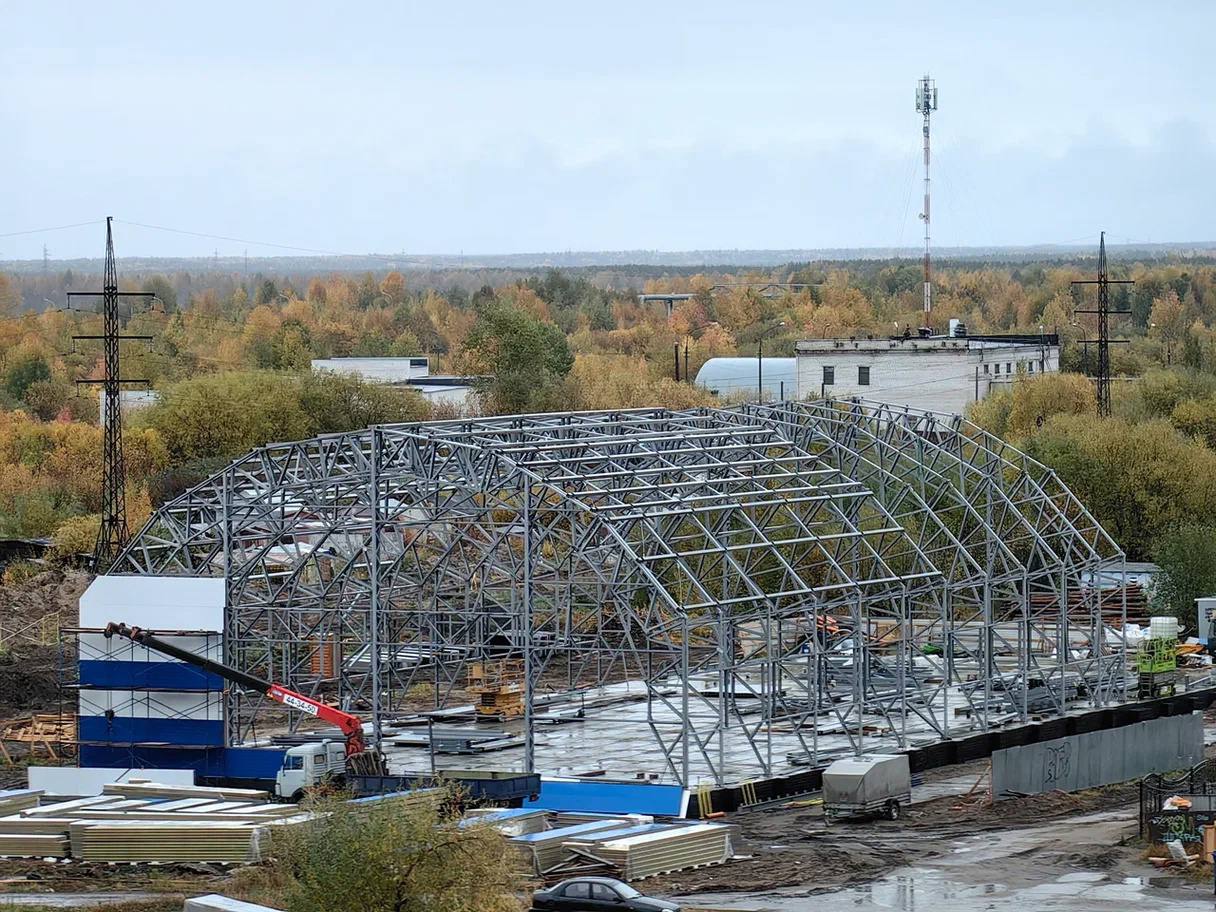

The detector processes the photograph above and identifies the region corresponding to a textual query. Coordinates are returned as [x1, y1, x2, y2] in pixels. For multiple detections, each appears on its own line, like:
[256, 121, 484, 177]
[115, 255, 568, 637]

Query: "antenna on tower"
[916, 74, 938, 315]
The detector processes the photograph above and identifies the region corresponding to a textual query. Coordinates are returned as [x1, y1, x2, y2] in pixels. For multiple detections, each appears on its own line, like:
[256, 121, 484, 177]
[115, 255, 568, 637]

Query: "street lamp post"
[757, 321, 786, 402]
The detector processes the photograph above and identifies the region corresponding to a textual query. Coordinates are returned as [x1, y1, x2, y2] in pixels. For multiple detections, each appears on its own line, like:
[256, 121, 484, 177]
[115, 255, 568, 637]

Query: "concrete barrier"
[185, 896, 283, 912]
[991, 710, 1203, 799]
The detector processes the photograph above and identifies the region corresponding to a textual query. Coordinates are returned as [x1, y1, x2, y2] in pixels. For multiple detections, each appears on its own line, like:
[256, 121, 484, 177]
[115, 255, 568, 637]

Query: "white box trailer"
[823, 754, 911, 822]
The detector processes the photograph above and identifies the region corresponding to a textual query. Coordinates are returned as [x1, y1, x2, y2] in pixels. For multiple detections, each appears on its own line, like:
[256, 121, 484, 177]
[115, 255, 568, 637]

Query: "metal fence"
[1140, 756, 1216, 837]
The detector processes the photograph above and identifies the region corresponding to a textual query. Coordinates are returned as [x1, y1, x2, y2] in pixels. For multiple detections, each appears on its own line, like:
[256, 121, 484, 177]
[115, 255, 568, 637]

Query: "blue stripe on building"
[79, 745, 287, 780]
[78, 716, 225, 746]
[78, 660, 225, 691]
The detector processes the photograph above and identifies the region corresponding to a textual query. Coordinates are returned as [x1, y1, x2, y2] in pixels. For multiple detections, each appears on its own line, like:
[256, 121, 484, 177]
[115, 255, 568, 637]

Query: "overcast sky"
[2, 2, 1213, 259]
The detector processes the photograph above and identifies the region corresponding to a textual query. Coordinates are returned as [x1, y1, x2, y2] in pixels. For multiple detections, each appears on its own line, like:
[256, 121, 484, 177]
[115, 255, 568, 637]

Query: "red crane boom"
[103, 622, 368, 758]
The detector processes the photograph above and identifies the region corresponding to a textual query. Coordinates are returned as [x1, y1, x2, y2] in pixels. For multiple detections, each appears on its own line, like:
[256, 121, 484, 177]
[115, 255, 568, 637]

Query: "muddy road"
[649, 763, 1145, 897]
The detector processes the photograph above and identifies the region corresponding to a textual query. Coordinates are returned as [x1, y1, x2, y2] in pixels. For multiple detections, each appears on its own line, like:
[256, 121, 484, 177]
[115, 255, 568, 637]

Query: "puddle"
[0, 894, 163, 908]
[679, 867, 1214, 911]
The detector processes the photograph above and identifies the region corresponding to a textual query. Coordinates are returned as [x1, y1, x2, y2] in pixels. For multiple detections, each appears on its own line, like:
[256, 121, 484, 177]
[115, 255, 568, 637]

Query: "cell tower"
[916, 74, 938, 315]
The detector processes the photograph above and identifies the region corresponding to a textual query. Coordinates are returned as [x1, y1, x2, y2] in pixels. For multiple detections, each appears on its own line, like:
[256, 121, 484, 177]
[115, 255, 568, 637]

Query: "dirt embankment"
[0, 568, 91, 717]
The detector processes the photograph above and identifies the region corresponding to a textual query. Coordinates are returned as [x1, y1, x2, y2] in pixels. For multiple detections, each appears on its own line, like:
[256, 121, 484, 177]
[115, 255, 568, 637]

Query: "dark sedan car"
[532, 876, 681, 911]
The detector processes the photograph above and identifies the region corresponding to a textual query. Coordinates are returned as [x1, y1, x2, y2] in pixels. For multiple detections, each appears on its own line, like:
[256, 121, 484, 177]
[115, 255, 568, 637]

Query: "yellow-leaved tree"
[969, 372, 1095, 440]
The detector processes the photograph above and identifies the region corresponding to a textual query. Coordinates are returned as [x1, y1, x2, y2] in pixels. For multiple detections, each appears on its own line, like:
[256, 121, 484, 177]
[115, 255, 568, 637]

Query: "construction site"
[98, 399, 1137, 786]
[1, 181, 1212, 912]
[2, 9, 1214, 904]
[0, 397, 1210, 911]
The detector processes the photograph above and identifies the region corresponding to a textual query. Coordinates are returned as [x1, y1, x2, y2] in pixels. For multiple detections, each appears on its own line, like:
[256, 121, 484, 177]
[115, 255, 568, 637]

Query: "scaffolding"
[111, 400, 1128, 786]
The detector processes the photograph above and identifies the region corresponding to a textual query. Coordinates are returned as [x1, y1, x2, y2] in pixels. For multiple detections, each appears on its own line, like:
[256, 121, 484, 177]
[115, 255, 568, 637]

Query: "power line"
[0, 219, 103, 239]
[115, 219, 347, 256]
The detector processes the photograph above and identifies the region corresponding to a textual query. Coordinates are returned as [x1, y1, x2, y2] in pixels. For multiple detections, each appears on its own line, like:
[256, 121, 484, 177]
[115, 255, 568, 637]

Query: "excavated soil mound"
[0, 568, 91, 716]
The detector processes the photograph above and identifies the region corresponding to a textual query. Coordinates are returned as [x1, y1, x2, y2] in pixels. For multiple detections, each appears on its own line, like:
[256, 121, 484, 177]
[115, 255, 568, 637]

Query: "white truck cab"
[275, 739, 346, 799]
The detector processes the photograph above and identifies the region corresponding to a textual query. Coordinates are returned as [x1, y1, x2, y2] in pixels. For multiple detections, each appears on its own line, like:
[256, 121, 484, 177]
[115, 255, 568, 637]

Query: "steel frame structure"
[113, 400, 1127, 786]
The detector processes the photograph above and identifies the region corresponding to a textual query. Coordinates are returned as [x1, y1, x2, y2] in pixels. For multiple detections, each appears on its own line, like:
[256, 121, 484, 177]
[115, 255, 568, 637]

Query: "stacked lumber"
[0, 715, 75, 764]
[590, 823, 734, 880]
[1029, 584, 1151, 626]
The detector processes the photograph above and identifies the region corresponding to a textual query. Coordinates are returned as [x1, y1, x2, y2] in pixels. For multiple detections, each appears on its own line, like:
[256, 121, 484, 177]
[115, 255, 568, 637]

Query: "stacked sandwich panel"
[509, 819, 629, 874]
[0, 790, 44, 816]
[103, 782, 271, 801]
[550, 811, 654, 829]
[0, 833, 71, 857]
[0, 798, 72, 858]
[460, 807, 548, 836]
[68, 817, 309, 863]
[590, 823, 733, 880]
[0, 783, 314, 862]
[0, 797, 126, 858]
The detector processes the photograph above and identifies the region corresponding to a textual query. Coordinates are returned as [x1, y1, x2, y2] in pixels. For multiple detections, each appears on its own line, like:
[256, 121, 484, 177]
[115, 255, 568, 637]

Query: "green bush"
[141, 370, 429, 462]
[264, 792, 524, 912]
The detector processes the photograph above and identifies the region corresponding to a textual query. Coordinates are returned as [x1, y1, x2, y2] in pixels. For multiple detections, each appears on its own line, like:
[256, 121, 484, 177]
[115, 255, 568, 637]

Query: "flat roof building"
[310, 356, 478, 410]
[795, 332, 1059, 415]
[310, 356, 432, 383]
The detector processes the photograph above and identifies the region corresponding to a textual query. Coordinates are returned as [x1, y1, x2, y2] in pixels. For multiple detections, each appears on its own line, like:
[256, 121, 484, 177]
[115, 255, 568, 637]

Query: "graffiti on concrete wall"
[1042, 740, 1072, 787]
[992, 712, 1203, 799]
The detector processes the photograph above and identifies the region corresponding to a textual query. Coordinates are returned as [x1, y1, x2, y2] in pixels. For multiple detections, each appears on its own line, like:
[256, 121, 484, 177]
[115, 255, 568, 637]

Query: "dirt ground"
[646, 760, 1145, 896]
[0, 761, 1151, 902]
[0, 859, 226, 892]
[0, 759, 1197, 908]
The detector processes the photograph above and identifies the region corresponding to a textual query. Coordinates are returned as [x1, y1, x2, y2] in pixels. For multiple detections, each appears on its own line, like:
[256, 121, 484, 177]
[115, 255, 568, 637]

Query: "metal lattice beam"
[112, 401, 1128, 786]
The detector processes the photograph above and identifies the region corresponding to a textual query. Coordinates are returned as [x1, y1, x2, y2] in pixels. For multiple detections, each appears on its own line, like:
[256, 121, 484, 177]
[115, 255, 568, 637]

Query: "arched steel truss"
[114, 400, 1127, 786]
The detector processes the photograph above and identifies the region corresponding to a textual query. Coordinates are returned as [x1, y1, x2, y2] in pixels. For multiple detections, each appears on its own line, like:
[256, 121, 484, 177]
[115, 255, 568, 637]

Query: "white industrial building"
[695, 357, 797, 401]
[310, 357, 432, 384]
[794, 331, 1059, 414]
[98, 389, 160, 426]
[310, 357, 477, 408]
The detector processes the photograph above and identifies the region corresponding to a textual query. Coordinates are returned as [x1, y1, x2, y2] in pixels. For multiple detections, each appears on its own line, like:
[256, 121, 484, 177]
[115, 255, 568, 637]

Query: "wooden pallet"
[0, 714, 76, 764]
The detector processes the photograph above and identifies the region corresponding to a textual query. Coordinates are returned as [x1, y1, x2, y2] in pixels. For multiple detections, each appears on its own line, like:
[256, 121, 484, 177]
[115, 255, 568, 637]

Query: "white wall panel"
[80, 690, 224, 721]
[80, 576, 224, 631]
